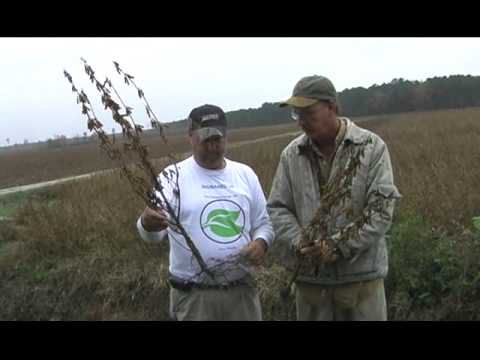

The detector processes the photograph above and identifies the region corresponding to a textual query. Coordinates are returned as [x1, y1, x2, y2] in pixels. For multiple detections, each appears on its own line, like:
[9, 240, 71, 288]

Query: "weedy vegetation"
[1, 83, 479, 319]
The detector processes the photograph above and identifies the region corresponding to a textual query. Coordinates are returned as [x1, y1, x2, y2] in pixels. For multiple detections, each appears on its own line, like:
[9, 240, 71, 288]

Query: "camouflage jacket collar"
[296, 117, 369, 155]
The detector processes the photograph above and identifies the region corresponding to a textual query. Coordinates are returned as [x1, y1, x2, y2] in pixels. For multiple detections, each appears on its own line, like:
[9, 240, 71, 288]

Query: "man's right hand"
[299, 239, 339, 264]
[141, 207, 168, 232]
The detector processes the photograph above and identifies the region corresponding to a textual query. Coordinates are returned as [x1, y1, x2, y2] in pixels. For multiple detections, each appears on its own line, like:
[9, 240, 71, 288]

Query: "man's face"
[190, 131, 226, 165]
[292, 101, 337, 142]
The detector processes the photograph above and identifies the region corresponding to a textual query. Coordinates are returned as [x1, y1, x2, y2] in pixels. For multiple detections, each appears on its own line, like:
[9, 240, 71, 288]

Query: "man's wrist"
[141, 215, 161, 232]
[140, 215, 150, 232]
[255, 238, 268, 252]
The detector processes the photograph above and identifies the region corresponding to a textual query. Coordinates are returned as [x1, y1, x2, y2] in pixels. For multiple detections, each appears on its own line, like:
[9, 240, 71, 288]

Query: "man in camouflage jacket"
[267, 75, 401, 321]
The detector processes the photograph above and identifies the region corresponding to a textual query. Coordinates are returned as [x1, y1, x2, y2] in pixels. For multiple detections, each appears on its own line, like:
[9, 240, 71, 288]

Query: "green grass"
[385, 212, 480, 320]
[0, 192, 30, 218]
[0, 189, 58, 218]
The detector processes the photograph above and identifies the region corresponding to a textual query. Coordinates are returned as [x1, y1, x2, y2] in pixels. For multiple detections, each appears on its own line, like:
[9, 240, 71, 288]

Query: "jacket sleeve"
[267, 150, 302, 248]
[336, 137, 402, 262]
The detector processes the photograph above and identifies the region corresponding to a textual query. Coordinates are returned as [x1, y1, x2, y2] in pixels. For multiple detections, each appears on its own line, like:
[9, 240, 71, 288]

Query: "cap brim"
[195, 127, 226, 142]
[278, 96, 319, 108]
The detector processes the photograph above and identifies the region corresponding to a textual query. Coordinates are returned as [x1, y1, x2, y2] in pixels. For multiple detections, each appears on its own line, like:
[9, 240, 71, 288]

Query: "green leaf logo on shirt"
[202, 209, 243, 237]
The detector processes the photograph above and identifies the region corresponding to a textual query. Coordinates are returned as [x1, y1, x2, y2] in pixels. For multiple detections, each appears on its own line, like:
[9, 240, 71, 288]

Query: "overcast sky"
[1, 37, 479, 145]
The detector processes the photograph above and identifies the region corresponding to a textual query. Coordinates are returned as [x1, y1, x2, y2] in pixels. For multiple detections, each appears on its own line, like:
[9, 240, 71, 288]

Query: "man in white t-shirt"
[137, 104, 274, 321]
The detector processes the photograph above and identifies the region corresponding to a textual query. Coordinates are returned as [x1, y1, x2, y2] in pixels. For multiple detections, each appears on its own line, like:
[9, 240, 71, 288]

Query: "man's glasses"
[291, 103, 327, 122]
[291, 108, 315, 122]
[291, 109, 300, 121]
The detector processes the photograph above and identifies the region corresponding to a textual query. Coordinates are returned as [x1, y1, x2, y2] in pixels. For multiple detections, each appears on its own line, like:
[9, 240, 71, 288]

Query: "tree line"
[227, 74, 480, 127]
[147, 74, 480, 133]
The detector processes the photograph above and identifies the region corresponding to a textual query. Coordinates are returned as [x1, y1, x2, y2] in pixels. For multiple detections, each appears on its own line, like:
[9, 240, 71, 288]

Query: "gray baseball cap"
[279, 75, 337, 108]
[188, 104, 227, 142]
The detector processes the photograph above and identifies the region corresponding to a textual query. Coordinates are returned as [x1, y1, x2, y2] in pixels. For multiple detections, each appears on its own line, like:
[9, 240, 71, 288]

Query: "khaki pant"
[295, 278, 387, 321]
[169, 284, 262, 321]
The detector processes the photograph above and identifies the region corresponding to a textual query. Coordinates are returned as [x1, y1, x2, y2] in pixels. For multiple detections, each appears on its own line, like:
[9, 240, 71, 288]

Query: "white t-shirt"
[137, 156, 274, 283]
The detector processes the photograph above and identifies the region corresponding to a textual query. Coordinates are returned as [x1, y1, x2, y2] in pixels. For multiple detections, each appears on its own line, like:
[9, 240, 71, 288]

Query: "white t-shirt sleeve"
[136, 164, 178, 244]
[136, 216, 168, 243]
[247, 168, 275, 248]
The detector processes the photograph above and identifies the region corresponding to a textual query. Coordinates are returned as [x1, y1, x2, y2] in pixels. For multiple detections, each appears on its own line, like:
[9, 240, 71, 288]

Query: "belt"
[168, 274, 250, 292]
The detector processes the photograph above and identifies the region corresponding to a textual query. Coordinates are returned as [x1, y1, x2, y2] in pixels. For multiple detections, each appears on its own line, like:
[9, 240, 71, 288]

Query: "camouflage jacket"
[267, 118, 401, 285]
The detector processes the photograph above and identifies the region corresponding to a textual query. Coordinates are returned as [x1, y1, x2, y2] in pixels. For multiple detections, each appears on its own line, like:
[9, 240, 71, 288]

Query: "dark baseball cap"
[187, 104, 227, 142]
[279, 75, 337, 108]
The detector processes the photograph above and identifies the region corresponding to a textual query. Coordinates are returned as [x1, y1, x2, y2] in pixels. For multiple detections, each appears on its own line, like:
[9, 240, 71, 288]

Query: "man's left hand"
[240, 239, 268, 266]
